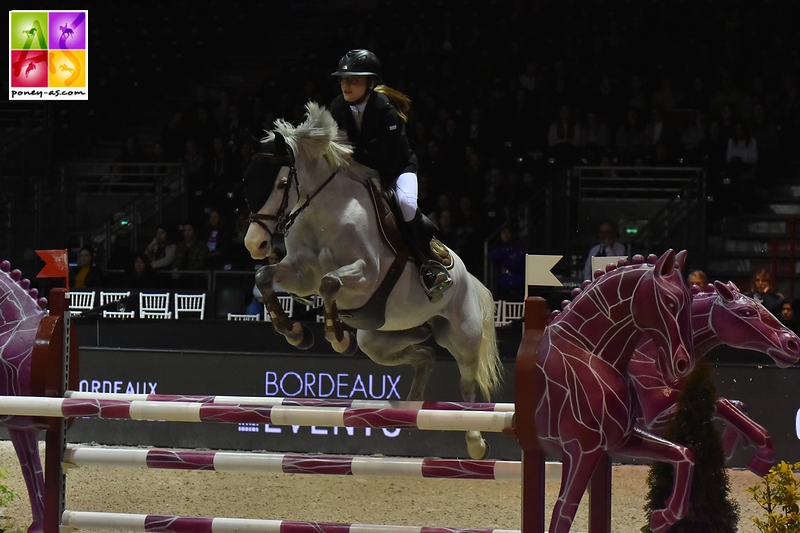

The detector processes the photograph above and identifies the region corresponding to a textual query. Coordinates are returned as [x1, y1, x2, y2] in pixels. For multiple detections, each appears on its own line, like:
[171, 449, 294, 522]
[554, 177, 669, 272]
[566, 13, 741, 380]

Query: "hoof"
[649, 509, 678, 533]
[747, 453, 775, 477]
[339, 332, 359, 355]
[465, 431, 490, 460]
[295, 324, 314, 350]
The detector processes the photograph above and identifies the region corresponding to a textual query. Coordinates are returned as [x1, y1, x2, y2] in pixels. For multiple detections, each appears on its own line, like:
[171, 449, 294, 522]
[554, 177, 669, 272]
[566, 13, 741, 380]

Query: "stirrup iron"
[419, 260, 452, 303]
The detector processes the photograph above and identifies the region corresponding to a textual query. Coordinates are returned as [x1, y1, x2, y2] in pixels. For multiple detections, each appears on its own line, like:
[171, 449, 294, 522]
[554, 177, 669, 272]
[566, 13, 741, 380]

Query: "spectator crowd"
[67, 0, 800, 299]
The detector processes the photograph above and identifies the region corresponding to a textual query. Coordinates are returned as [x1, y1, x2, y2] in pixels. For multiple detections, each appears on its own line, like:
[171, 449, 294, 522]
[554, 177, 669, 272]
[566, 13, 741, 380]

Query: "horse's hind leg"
[402, 345, 435, 401]
[461, 379, 490, 460]
[9, 426, 44, 533]
[357, 329, 435, 401]
[428, 317, 495, 459]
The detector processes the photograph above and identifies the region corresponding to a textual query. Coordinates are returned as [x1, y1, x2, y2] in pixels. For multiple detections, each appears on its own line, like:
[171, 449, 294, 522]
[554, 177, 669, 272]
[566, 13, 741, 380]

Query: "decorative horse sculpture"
[243, 102, 501, 460]
[629, 280, 800, 476]
[536, 251, 695, 533]
[0, 260, 49, 533]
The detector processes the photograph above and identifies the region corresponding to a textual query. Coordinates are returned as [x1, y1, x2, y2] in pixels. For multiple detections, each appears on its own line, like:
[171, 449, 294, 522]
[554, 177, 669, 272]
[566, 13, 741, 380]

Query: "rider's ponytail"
[374, 85, 411, 123]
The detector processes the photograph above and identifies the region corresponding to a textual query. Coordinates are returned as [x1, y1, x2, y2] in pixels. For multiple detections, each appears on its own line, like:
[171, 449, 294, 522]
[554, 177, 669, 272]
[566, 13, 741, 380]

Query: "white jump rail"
[0, 396, 514, 433]
[61, 511, 522, 533]
[65, 391, 516, 412]
[62, 445, 539, 481]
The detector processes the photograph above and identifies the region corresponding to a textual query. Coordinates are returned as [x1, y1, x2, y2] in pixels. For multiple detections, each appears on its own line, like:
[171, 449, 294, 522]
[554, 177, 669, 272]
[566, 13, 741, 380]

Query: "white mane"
[269, 101, 378, 183]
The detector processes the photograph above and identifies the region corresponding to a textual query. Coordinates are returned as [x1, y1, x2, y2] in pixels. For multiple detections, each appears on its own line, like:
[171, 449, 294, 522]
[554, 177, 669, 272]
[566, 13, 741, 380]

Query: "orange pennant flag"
[36, 249, 70, 290]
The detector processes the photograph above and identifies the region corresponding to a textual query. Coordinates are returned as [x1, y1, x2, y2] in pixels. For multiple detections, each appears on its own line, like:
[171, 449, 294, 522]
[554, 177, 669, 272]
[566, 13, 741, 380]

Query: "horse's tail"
[470, 274, 503, 401]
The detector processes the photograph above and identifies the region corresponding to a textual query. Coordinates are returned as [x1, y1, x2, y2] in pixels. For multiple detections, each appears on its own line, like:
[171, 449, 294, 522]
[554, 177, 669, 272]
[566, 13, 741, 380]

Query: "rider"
[328, 49, 451, 301]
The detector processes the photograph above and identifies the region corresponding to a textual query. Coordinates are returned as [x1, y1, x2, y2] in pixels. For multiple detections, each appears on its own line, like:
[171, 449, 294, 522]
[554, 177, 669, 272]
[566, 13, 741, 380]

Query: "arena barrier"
[2, 289, 615, 533]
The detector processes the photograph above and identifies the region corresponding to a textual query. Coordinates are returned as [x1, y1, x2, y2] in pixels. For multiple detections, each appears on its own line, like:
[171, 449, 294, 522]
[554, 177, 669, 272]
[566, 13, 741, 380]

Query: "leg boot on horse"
[407, 209, 452, 302]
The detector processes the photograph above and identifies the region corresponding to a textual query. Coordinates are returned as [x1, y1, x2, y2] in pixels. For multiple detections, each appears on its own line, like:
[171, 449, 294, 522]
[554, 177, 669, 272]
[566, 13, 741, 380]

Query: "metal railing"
[485, 165, 708, 290]
[575, 166, 701, 200]
[60, 162, 186, 261]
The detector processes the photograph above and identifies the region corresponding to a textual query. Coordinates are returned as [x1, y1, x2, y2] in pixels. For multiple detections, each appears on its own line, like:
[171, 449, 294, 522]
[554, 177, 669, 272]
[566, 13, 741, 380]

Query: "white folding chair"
[305, 295, 324, 312]
[494, 300, 507, 327]
[68, 291, 95, 315]
[227, 313, 260, 321]
[504, 301, 525, 321]
[99, 291, 130, 307]
[278, 295, 294, 317]
[174, 293, 206, 319]
[139, 292, 171, 319]
[141, 311, 172, 319]
[264, 294, 294, 322]
[102, 310, 135, 319]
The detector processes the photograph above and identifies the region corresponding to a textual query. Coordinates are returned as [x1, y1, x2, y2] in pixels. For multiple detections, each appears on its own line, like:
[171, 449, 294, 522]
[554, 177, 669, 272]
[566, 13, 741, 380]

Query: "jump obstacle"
[1, 289, 617, 533]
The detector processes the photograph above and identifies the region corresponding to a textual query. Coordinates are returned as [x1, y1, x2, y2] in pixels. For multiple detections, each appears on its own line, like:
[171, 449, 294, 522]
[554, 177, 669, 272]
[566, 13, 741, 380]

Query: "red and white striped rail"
[61, 511, 521, 533]
[65, 391, 516, 412]
[0, 396, 514, 433]
[63, 445, 543, 481]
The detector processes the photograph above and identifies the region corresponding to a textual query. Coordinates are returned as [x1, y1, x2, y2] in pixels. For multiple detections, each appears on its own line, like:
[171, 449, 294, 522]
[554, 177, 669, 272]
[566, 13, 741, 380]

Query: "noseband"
[247, 152, 338, 237]
[247, 152, 299, 239]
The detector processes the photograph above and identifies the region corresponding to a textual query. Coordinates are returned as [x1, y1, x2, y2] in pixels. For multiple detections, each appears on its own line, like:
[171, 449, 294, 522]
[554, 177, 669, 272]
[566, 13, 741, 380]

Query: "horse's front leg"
[318, 259, 371, 355]
[715, 397, 774, 476]
[616, 428, 695, 533]
[256, 263, 313, 350]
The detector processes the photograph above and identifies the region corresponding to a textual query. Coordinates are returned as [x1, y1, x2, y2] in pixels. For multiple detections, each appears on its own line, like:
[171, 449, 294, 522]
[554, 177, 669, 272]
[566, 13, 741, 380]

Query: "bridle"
[247, 152, 338, 238]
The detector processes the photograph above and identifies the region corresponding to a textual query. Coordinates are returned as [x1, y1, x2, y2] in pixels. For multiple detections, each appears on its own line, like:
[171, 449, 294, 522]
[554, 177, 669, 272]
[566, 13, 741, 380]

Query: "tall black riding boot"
[408, 210, 452, 302]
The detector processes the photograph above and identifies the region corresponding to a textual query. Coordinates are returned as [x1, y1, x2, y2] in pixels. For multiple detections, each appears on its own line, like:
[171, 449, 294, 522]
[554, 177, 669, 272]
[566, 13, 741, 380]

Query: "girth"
[336, 180, 409, 330]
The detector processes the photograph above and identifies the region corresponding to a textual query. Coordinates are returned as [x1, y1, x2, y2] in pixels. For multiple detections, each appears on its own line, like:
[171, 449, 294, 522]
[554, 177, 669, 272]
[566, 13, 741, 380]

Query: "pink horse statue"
[629, 280, 800, 476]
[0, 260, 49, 533]
[536, 250, 695, 533]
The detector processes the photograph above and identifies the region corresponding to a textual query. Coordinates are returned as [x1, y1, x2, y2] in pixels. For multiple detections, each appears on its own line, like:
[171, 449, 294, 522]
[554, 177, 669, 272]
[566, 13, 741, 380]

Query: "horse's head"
[708, 280, 800, 368]
[632, 249, 694, 383]
[243, 102, 356, 260]
[243, 130, 296, 259]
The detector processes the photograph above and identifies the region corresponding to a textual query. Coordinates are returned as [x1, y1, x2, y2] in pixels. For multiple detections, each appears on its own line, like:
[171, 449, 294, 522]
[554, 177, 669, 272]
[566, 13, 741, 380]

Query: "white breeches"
[394, 171, 418, 222]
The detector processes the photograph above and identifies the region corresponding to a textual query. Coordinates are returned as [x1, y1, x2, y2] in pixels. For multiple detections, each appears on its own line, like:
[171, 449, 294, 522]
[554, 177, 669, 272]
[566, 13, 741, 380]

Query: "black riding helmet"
[331, 49, 382, 82]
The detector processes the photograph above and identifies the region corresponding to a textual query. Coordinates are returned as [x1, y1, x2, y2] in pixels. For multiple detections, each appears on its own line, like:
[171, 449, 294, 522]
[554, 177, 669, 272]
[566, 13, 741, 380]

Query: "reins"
[280, 169, 337, 233]
[247, 152, 338, 236]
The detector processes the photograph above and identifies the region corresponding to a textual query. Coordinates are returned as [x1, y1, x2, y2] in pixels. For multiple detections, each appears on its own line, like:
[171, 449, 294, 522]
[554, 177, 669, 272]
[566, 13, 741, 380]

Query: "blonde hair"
[374, 85, 411, 122]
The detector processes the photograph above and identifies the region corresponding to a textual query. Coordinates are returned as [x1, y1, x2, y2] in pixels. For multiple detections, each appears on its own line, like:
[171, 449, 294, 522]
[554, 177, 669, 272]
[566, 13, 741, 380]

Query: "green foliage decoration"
[746, 460, 800, 533]
[0, 468, 17, 510]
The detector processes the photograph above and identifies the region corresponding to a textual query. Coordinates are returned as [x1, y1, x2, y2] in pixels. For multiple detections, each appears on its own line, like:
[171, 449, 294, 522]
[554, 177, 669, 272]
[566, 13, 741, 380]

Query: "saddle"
[336, 180, 452, 329]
